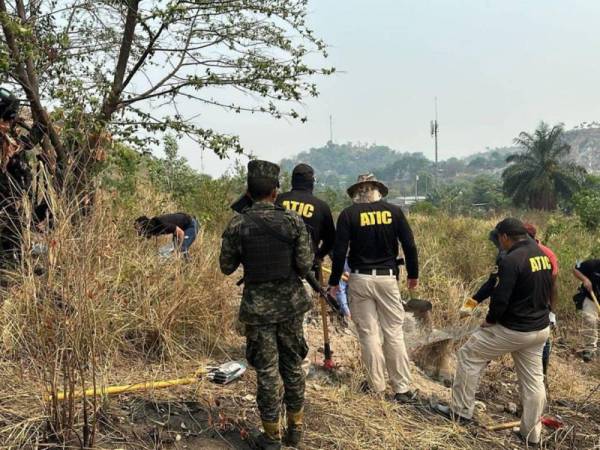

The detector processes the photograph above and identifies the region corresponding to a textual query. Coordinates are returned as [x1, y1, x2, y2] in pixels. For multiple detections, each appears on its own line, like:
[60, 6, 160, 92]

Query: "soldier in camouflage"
[0, 87, 50, 265]
[220, 160, 314, 450]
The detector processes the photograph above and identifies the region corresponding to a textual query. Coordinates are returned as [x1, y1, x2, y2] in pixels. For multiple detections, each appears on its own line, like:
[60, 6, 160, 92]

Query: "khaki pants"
[348, 273, 412, 394]
[451, 324, 549, 444]
[581, 297, 599, 352]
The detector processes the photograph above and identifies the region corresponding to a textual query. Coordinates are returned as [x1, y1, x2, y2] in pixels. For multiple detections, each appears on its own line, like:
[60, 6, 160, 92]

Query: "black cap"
[495, 218, 528, 236]
[291, 163, 315, 189]
[292, 163, 314, 177]
[292, 163, 314, 181]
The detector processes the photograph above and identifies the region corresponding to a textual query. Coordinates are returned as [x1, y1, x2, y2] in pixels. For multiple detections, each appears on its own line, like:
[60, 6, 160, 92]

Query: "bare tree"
[0, 0, 333, 189]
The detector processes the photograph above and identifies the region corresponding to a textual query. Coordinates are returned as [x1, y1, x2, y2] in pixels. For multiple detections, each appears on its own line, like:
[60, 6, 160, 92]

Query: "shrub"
[573, 189, 600, 230]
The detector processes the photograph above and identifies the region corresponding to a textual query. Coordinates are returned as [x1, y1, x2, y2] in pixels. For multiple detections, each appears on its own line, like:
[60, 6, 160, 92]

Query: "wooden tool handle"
[590, 291, 600, 315]
[485, 420, 521, 431]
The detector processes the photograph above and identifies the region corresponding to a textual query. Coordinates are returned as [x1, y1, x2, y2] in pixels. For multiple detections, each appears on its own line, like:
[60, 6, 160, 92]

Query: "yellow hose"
[48, 368, 207, 402]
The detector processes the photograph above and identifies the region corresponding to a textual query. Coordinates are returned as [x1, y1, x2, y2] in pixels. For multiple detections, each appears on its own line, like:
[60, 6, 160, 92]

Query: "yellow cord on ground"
[48, 368, 207, 402]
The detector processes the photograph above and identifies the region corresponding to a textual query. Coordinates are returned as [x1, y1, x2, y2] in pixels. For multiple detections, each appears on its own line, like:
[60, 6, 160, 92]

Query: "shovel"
[404, 298, 433, 314]
[590, 291, 600, 315]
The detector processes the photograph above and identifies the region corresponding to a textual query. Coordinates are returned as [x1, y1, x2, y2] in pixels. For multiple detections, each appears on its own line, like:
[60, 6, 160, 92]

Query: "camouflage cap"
[248, 159, 280, 182]
[346, 173, 389, 198]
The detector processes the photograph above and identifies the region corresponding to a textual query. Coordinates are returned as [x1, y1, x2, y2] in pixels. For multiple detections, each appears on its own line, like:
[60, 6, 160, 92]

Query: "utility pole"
[329, 114, 334, 144]
[430, 97, 439, 185]
[415, 174, 419, 203]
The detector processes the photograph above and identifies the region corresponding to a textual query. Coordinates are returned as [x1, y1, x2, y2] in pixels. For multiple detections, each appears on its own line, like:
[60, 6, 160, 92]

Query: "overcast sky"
[175, 0, 600, 177]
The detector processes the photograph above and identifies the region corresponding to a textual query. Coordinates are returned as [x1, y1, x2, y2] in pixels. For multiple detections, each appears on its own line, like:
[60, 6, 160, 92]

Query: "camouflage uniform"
[0, 120, 28, 262]
[220, 161, 314, 425]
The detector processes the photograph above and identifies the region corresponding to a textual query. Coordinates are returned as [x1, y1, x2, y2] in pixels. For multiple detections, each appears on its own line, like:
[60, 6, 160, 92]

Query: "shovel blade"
[404, 298, 433, 314]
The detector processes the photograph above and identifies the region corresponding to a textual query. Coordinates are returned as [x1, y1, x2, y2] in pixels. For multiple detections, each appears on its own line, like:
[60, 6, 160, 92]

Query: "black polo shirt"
[575, 259, 600, 298]
[487, 239, 552, 331]
[146, 213, 193, 236]
[328, 200, 418, 285]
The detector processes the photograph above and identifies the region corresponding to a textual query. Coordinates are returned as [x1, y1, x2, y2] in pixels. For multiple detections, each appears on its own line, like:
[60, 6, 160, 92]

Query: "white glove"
[549, 312, 556, 326]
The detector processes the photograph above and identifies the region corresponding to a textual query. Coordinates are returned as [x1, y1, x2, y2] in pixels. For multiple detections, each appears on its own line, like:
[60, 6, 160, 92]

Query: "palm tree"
[502, 122, 585, 210]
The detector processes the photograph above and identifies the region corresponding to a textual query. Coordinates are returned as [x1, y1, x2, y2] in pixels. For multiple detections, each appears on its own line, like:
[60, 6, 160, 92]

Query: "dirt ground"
[83, 312, 600, 449]
[2, 310, 599, 449]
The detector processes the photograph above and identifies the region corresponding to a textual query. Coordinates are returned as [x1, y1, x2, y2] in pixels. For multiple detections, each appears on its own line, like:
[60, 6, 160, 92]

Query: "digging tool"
[485, 415, 563, 432]
[404, 298, 432, 314]
[48, 361, 246, 402]
[485, 420, 521, 431]
[305, 270, 336, 370]
[589, 290, 600, 315]
[305, 271, 342, 318]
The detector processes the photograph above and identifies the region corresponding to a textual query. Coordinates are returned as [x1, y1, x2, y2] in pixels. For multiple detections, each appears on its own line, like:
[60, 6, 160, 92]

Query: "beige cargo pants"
[451, 324, 549, 444]
[581, 297, 599, 353]
[347, 273, 412, 394]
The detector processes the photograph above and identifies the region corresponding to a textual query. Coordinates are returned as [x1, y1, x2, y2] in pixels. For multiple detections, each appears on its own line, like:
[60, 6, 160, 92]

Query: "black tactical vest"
[240, 209, 295, 283]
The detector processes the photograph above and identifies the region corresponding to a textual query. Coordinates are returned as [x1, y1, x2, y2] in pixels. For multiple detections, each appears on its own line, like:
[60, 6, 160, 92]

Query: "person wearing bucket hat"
[328, 173, 419, 403]
[435, 218, 552, 446]
[346, 173, 389, 199]
[220, 160, 314, 450]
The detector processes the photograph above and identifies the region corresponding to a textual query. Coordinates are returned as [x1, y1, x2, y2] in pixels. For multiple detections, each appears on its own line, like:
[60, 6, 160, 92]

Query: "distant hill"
[563, 126, 600, 171]
[281, 126, 600, 191]
[280, 142, 400, 189]
[280, 142, 514, 192]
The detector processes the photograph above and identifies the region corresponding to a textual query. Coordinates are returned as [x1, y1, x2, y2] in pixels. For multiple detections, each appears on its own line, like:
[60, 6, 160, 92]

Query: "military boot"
[283, 409, 304, 447]
[248, 420, 281, 450]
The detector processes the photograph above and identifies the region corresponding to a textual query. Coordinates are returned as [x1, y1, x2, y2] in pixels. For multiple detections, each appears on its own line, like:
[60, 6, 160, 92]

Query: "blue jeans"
[178, 218, 199, 256]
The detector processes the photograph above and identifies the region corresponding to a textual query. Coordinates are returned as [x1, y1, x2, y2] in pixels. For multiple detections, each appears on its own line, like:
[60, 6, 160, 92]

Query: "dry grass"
[0, 196, 599, 449]
[0, 190, 237, 447]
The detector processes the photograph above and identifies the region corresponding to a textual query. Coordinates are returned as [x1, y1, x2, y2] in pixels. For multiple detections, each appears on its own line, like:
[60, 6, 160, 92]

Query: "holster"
[394, 257, 405, 280]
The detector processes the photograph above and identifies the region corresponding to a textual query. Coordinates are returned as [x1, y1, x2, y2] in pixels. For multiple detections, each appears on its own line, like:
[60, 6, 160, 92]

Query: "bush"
[573, 189, 600, 230]
[410, 201, 438, 216]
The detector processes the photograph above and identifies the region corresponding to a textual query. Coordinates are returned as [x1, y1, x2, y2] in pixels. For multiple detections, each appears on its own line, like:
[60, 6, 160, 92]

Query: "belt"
[352, 268, 395, 276]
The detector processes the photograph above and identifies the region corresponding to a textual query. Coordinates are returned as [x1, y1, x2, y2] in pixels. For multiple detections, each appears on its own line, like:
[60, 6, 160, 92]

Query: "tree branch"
[120, 20, 168, 92]
[100, 0, 140, 121]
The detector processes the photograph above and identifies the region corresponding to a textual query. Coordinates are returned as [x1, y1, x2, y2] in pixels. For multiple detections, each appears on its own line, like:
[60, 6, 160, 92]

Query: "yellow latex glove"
[459, 298, 479, 318]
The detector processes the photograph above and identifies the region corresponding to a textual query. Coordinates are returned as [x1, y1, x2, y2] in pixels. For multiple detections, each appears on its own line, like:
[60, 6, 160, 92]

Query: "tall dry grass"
[0, 189, 236, 447]
[410, 211, 598, 326]
[1, 193, 598, 448]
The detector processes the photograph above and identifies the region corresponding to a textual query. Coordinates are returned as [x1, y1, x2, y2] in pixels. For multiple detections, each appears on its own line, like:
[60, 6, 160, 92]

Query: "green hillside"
[281, 127, 600, 193]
